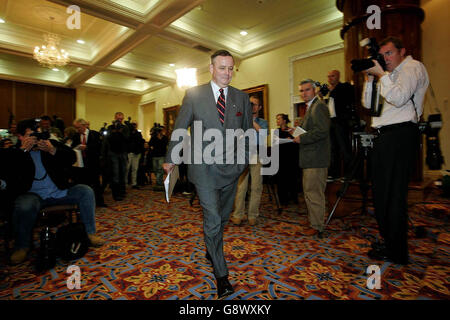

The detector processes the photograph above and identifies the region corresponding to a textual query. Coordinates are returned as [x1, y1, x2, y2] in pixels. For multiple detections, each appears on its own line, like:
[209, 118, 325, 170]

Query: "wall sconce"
[175, 68, 198, 89]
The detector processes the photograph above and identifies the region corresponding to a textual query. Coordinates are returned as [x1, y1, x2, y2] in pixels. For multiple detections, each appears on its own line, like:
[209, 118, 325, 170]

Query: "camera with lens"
[418, 114, 444, 170]
[314, 81, 330, 96]
[30, 118, 50, 140]
[150, 123, 163, 137]
[351, 37, 387, 73]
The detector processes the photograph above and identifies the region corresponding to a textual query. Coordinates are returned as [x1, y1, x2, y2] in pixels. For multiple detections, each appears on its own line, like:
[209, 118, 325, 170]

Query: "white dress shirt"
[362, 55, 429, 128]
[80, 128, 89, 144]
[210, 81, 229, 104]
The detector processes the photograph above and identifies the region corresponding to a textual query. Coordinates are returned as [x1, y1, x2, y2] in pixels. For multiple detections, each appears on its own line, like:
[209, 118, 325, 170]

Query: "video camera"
[150, 123, 164, 137]
[351, 37, 387, 72]
[30, 118, 50, 140]
[419, 114, 444, 170]
[314, 81, 330, 96]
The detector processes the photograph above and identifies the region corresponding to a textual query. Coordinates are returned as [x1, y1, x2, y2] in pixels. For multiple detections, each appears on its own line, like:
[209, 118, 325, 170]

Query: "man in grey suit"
[163, 50, 252, 299]
[294, 79, 331, 238]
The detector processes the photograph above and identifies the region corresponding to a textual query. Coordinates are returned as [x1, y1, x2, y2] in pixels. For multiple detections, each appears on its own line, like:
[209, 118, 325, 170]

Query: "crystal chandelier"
[33, 33, 70, 69]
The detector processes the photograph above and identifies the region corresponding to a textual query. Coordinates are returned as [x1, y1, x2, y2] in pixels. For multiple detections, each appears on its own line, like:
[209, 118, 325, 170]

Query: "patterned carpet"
[1, 183, 449, 300]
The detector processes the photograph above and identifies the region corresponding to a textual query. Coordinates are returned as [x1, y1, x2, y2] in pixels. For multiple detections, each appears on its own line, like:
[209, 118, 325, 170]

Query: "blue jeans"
[12, 184, 96, 249]
[109, 152, 128, 187]
[152, 157, 165, 185]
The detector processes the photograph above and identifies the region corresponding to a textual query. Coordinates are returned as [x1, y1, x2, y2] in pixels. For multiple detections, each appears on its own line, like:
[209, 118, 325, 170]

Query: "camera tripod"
[325, 133, 375, 228]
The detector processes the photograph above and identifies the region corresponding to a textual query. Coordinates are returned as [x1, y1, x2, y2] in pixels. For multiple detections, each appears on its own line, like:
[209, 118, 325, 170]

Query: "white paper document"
[292, 126, 307, 138]
[274, 136, 294, 144]
[164, 165, 179, 203]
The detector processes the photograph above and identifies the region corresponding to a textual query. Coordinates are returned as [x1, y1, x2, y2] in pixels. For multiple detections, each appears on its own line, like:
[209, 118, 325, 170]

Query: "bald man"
[326, 70, 356, 179]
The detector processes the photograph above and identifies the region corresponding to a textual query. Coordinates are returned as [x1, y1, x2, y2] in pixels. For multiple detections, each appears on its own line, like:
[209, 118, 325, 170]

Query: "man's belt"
[376, 121, 416, 134]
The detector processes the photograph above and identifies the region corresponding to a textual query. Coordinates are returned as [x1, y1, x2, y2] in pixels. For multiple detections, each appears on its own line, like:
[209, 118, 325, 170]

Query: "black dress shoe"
[368, 248, 389, 261]
[205, 252, 212, 263]
[317, 231, 324, 239]
[216, 276, 234, 299]
[371, 241, 386, 251]
[97, 203, 108, 208]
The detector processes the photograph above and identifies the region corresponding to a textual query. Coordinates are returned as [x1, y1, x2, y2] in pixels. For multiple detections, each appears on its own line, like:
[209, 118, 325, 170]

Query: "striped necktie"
[216, 88, 226, 124]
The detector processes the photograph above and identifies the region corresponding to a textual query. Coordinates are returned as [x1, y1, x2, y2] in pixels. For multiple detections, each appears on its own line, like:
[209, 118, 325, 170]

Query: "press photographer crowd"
[0, 37, 447, 298]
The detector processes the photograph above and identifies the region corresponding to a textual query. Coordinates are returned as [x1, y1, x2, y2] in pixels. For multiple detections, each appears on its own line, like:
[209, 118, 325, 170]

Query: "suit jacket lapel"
[224, 87, 236, 128]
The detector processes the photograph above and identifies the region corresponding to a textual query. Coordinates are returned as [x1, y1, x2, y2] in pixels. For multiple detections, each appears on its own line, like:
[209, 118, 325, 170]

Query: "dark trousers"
[371, 122, 418, 263]
[73, 166, 104, 205]
[329, 118, 352, 177]
[109, 152, 128, 197]
[195, 181, 238, 278]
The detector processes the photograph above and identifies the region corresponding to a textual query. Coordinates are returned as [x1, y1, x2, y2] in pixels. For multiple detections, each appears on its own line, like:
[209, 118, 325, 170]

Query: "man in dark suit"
[294, 79, 331, 238]
[163, 50, 252, 299]
[72, 118, 106, 207]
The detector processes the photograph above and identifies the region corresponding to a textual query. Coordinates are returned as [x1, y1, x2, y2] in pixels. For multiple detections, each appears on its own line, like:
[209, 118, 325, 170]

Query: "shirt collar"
[306, 96, 317, 108]
[210, 80, 228, 97]
[392, 55, 412, 74]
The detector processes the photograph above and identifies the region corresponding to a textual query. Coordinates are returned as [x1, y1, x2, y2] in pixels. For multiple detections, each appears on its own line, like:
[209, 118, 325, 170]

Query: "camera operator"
[324, 70, 356, 179]
[103, 112, 130, 201]
[6, 118, 104, 264]
[126, 120, 145, 189]
[362, 36, 429, 265]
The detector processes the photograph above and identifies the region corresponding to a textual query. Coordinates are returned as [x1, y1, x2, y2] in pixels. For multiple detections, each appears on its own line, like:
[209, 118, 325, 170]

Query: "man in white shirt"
[362, 36, 429, 265]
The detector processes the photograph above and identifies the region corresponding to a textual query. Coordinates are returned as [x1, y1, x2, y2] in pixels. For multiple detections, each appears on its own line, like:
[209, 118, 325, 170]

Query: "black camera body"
[419, 114, 444, 170]
[314, 81, 330, 96]
[30, 118, 50, 140]
[150, 123, 163, 137]
[30, 131, 50, 140]
[351, 38, 387, 72]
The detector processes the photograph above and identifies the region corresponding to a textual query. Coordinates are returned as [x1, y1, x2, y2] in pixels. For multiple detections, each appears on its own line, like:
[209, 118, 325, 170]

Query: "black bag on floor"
[56, 222, 89, 261]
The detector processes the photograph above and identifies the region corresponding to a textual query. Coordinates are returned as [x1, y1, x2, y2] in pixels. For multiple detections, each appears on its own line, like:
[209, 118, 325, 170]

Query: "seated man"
[9, 119, 105, 265]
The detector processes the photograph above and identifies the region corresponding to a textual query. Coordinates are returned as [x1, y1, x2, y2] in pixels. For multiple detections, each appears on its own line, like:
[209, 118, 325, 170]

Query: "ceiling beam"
[49, 0, 206, 88]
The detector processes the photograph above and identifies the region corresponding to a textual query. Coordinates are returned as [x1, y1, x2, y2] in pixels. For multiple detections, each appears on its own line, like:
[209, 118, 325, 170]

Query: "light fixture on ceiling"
[52, 68, 59, 72]
[169, 63, 175, 67]
[175, 68, 197, 89]
[77, 39, 85, 44]
[33, 33, 70, 69]
[240, 31, 248, 36]
[0, 18, 5, 23]
[33, 17, 70, 69]
[135, 79, 141, 82]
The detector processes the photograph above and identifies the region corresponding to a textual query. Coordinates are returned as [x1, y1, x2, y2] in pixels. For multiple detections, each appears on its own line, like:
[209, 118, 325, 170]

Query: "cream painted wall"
[80, 89, 141, 132]
[140, 84, 187, 126]
[422, 0, 450, 172]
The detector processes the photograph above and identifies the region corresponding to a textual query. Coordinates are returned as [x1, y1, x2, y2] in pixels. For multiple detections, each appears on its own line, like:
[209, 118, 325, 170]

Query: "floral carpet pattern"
[0, 184, 449, 300]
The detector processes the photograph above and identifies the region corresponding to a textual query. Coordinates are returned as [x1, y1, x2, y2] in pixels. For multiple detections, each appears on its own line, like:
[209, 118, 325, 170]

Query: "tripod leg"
[325, 149, 365, 228]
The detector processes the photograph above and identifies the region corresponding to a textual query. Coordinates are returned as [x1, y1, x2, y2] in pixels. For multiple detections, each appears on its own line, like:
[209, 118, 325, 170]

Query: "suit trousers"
[127, 153, 141, 186]
[195, 180, 238, 278]
[371, 123, 418, 263]
[232, 162, 263, 220]
[302, 167, 328, 231]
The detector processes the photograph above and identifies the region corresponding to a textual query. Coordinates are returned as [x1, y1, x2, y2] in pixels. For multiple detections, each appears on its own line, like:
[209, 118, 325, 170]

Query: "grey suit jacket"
[165, 82, 253, 189]
[298, 97, 331, 168]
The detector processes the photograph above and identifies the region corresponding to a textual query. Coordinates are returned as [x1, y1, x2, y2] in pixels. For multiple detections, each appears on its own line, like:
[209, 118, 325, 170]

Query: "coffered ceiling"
[0, 0, 342, 95]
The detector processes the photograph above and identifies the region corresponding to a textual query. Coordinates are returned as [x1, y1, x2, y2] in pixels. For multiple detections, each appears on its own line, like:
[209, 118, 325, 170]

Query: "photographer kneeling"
[362, 37, 429, 265]
[8, 119, 105, 265]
